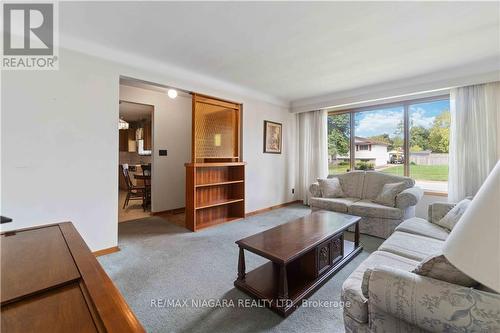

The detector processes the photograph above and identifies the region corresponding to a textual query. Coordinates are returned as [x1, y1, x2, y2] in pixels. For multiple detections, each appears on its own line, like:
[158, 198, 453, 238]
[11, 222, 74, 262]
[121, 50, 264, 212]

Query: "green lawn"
[329, 164, 350, 175]
[329, 164, 448, 181]
[381, 164, 448, 181]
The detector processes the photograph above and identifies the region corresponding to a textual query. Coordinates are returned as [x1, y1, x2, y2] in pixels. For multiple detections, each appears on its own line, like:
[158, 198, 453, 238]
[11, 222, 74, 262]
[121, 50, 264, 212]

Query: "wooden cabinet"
[119, 129, 135, 152]
[119, 129, 128, 152]
[185, 162, 245, 231]
[143, 122, 152, 150]
[1, 223, 144, 333]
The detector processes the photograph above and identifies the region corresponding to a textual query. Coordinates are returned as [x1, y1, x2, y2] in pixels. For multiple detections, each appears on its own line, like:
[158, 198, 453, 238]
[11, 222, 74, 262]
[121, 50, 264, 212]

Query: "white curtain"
[449, 82, 500, 202]
[298, 109, 328, 204]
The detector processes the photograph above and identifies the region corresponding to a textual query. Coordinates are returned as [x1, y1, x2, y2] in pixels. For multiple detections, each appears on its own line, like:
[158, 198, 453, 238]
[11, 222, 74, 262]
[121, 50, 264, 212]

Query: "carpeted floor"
[98, 204, 383, 333]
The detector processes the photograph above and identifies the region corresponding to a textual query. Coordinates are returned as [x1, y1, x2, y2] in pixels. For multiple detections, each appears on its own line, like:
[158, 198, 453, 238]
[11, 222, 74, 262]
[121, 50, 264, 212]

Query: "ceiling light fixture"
[167, 89, 178, 99]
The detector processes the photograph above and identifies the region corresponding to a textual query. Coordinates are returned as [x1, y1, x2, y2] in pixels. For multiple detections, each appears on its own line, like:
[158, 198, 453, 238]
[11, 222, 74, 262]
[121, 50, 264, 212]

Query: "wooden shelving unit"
[185, 162, 245, 231]
[185, 94, 245, 231]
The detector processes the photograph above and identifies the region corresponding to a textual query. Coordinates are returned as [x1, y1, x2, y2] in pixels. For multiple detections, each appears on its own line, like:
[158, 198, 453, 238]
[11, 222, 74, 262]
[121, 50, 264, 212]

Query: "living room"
[1, 2, 499, 333]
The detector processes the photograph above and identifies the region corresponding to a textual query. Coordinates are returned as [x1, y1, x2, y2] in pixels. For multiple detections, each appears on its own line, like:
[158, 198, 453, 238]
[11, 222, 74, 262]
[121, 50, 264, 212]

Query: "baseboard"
[245, 200, 302, 217]
[152, 207, 185, 215]
[93, 246, 120, 257]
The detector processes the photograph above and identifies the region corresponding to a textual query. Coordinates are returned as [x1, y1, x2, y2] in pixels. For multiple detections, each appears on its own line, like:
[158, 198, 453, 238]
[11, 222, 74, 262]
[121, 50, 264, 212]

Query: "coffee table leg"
[278, 264, 288, 299]
[237, 246, 246, 281]
[355, 222, 360, 247]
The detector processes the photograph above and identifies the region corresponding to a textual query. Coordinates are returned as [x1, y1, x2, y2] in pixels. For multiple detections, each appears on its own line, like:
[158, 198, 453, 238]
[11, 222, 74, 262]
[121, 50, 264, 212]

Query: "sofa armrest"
[395, 186, 423, 209]
[309, 182, 322, 198]
[428, 202, 456, 224]
[364, 266, 500, 333]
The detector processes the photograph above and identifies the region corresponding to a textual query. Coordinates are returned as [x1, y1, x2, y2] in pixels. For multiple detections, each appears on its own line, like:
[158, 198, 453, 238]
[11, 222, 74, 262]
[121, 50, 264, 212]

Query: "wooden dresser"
[1, 222, 144, 333]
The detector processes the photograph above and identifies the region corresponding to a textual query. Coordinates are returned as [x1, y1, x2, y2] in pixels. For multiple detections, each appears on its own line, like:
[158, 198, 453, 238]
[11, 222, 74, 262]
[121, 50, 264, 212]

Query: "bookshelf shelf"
[195, 180, 244, 188]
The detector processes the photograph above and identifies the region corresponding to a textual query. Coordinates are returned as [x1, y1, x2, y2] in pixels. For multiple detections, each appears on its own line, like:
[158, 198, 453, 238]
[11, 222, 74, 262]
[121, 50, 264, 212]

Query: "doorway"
[118, 101, 154, 222]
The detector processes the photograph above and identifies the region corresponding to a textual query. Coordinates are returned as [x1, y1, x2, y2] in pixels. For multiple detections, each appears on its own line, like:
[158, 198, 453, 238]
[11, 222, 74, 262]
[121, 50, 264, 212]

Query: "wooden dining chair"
[121, 164, 146, 209]
[141, 164, 152, 211]
[142, 163, 151, 177]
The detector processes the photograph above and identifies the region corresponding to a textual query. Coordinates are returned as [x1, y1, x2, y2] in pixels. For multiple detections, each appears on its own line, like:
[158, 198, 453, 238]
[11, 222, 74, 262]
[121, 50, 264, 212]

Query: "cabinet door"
[127, 129, 136, 152]
[119, 130, 128, 152]
[143, 122, 152, 150]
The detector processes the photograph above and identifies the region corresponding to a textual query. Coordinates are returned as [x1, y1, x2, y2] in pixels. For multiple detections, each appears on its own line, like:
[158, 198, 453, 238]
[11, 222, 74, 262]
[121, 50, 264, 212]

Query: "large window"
[354, 107, 404, 176]
[328, 112, 350, 175]
[327, 96, 450, 192]
[409, 100, 450, 192]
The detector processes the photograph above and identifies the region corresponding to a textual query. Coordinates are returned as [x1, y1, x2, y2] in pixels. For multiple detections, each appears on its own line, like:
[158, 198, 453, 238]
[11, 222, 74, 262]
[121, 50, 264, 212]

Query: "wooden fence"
[410, 153, 448, 165]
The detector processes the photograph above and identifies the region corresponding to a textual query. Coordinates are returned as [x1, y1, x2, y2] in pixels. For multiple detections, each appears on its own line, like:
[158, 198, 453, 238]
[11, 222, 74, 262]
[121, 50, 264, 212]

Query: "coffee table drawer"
[331, 235, 344, 264]
[316, 234, 344, 276]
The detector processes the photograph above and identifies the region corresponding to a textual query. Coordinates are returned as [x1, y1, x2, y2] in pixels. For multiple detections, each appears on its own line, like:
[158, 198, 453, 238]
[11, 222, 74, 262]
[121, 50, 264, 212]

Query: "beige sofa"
[342, 202, 500, 333]
[309, 171, 423, 239]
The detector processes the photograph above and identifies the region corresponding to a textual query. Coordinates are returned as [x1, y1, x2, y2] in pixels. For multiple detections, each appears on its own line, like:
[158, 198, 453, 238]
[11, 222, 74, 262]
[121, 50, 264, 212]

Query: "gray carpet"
[98, 204, 383, 333]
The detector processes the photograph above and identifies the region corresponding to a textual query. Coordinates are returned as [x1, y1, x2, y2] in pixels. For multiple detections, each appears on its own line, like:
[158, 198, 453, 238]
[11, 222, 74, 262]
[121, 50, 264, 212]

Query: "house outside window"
[327, 96, 450, 193]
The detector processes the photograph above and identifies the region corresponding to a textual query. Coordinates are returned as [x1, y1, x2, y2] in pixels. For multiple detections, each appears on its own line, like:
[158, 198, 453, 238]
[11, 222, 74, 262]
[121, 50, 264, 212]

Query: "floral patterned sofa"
[342, 202, 500, 333]
[309, 171, 423, 239]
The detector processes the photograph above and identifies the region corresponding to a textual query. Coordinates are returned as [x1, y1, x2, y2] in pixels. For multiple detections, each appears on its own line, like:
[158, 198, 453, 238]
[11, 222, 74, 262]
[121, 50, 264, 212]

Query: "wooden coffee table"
[234, 210, 362, 317]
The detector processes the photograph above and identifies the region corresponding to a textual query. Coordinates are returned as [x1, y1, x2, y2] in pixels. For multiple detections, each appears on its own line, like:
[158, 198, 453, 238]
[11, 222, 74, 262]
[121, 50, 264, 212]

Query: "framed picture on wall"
[263, 120, 282, 154]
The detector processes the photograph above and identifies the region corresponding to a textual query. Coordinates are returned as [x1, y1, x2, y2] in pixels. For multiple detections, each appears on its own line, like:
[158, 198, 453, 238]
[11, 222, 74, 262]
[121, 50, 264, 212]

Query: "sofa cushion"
[309, 182, 322, 198]
[317, 178, 344, 198]
[378, 231, 444, 261]
[341, 251, 419, 324]
[350, 216, 402, 239]
[336, 171, 365, 198]
[395, 217, 449, 240]
[412, 254, 478, 287]
[361, 171, 414, 200]
[436, 198, 471, 231]
[373, 181, 407, 207]
[309, 197, 359, 213]
[348, 200, 403, 220]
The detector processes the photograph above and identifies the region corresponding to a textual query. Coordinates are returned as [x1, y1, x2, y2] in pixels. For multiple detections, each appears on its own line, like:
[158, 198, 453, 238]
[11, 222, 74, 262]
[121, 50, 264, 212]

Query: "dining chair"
[141, 164, 152, 211]
[121, 164, 146, 209]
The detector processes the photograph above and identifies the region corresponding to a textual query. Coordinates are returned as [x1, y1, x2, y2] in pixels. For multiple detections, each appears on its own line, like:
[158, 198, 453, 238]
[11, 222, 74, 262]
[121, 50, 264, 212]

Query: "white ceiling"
[120, 77, 192, 99]
[119, 101, 153, 122]
[61, 2, 500, 103]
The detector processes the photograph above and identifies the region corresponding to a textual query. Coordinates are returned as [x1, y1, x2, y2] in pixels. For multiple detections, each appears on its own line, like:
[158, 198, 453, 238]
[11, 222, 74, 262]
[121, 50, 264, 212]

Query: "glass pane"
[354, 107, 404, 176]
[194, 102, 238, 160]
[328, 113, 350, 175]
[409, 100, 450, 192]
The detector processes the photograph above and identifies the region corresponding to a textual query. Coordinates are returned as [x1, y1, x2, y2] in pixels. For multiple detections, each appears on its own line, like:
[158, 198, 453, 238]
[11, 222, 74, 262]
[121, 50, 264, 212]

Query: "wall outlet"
[292, 188, 295, 194]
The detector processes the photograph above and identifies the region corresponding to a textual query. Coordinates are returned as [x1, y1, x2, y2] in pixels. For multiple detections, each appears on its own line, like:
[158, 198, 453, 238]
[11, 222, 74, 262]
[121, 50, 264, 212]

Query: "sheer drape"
[449, 82, 500, 202]
[298, 110, 328, 204]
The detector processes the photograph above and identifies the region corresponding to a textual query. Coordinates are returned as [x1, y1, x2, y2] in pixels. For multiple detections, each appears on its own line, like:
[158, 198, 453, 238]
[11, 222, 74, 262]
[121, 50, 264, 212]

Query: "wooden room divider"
[185, 94, 246, 231]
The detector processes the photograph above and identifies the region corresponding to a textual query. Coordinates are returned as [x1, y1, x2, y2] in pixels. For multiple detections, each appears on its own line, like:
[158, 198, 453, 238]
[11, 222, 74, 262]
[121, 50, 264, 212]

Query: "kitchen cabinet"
[143, 122, 152, 150]
[119, 129, 135, 152]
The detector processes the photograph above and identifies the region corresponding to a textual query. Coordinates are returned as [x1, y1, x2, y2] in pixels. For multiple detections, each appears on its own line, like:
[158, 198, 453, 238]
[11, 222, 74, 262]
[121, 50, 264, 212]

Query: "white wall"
[243, 99, 296, 212]
[1, 51, 120, 251]
[1, 48, 296, 251]
[119, 85, 191, 212]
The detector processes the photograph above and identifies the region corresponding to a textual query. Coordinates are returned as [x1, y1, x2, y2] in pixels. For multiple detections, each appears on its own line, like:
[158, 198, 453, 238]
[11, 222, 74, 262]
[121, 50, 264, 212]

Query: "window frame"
[327, 94, 450, 194]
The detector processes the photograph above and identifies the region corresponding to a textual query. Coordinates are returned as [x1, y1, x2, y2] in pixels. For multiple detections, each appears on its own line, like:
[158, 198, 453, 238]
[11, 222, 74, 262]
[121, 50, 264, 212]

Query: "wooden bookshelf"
[185, 162, 245, 231]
